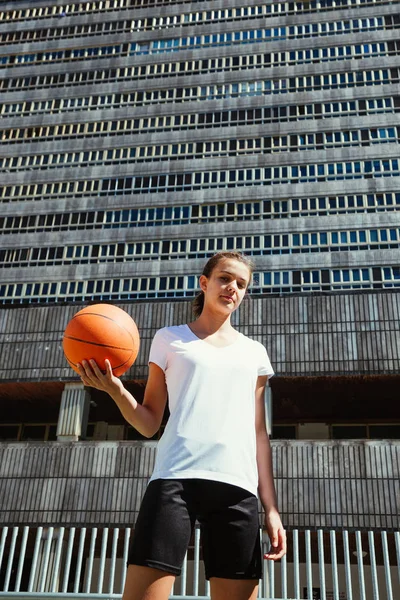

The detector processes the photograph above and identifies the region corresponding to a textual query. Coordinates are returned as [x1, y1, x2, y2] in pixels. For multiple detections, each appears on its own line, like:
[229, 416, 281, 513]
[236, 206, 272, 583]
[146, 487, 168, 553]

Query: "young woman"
[78, 251, 286, 600]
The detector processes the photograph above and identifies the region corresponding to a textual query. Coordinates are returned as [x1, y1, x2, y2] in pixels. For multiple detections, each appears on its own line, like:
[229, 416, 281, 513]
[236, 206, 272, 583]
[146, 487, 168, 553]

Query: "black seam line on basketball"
[67, 355, 132, 370]
[64, 335, 132, 351]
[73, 312, 137, 346]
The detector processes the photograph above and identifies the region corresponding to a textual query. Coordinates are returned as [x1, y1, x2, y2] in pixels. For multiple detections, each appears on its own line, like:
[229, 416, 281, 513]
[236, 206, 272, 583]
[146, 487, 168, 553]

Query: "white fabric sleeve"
[256, 342, 275, 379]
[148, 328, 168, 371]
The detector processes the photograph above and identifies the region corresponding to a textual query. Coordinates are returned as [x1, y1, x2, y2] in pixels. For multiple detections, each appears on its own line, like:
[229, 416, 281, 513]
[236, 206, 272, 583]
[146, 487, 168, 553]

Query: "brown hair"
[192, 252, 254, 318]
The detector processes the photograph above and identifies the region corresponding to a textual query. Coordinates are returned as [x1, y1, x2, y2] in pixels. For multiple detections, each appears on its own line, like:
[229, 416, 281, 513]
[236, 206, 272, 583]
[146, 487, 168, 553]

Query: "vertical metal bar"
[180, 551, 187, 595]
[342, 530, 353, 600]
[51, 527, 65, 593]
[205, 579, 210, 597]
[120, 527, 131, 594]
[268, 558, 275, 600]
[257, 529, 262, 599]
[381, 531, 394, 600]
[108, 528, 119, 594]
[317, 529, 326, 600]
[305, 529, 313, 600]
[4, 527, 18, 592]
[15, 526, 29, 592]
[28, 526, 43, 592]
[0, 527, 8, 573]
[293, 529, 300, 600]
[73, 527, 87, 594]
[97, 527, 109, 593]
[395, 531, 400, 585]
[84, 527, 98, 593]
[62, 527, 76, 593]
[281, 553, 288, 599]
[355, 530, 367, 600]
[368, 531, 380, 600]
[193, 526, 200, 596]
[38, 526, 54, 592]
[262, 531, 268, 599]
[330, 530, 339, 600]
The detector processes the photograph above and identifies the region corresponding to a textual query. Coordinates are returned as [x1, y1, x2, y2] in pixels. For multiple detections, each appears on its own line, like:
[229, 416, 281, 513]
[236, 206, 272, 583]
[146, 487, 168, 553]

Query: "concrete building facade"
[0, 0, 399, 598]
[0, 0, 399, 305]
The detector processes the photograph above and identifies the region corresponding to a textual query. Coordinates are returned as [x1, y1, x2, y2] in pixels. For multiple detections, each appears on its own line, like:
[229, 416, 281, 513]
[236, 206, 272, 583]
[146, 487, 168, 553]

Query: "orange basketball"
[63, 304, 140, 377]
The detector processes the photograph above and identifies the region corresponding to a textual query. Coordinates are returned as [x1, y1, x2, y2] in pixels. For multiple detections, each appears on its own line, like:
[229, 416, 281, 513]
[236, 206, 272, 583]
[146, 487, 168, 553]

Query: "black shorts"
[128, 478, 262, 580]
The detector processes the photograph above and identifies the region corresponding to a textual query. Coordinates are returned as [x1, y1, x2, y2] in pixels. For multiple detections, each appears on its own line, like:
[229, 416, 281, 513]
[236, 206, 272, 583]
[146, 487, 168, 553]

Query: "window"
[272, 425, 297, 439]
[332, 425, 368, 439]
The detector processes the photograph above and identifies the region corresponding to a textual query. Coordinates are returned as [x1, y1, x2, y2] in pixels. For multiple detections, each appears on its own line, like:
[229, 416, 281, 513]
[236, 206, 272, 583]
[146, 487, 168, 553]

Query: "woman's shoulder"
[238, 333, 268, 354]
[153, 324, 190, 341]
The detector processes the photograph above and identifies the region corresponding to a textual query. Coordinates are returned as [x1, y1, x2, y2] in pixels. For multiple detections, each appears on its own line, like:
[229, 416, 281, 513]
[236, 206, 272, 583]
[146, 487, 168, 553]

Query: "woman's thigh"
[128, 479, 196, 576]
[197, 481, 261, 581]
[210, 578, 258, 600]
[123, 565, 175, 600]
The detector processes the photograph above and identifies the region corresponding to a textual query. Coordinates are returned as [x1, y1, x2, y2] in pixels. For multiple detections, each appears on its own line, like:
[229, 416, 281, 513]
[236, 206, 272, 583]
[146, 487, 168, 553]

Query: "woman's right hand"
[77, 359, 125, 397]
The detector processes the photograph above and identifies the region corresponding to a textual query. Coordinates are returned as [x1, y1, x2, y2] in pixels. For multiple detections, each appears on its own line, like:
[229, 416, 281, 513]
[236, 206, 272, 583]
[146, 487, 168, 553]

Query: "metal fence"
[0, 525, 399, 600]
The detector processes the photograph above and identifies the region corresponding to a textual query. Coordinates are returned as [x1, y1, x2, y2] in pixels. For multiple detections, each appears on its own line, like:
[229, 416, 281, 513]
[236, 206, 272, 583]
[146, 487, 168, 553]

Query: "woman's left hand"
[263, 509, 287, 560]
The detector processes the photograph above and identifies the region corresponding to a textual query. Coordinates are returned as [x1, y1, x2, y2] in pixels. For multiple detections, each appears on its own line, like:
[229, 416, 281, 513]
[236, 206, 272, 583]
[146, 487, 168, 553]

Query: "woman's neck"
[189, 310, 234, 337]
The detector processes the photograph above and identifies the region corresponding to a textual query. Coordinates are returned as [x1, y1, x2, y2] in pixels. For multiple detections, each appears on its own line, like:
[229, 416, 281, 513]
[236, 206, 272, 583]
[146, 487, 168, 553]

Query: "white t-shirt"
[148, 324, 274, 496]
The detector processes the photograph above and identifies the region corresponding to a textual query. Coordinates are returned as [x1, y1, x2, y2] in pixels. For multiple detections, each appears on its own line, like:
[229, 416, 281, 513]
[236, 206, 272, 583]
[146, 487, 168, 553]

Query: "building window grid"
[2, 126, 399, 173]
[2, 226, 400, 269]
[1, 37, 398, 95]
[2, 193, 400, 235]
[1, 161, 400, 205]
[0, 17, 396, 68]
[1, 97, 397, 145]
[0, 0, 394, 25]
[1, 10, 396, 46]
[1, 266, 399, 305]
[0, 3, 398, 306]
[1, 68, 397, 119]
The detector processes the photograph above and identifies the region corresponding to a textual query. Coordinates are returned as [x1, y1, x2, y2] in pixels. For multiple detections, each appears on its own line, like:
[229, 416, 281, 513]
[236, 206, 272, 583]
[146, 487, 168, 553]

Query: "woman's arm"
[255, 375, 287, 560]
[78, 359, 167, 438]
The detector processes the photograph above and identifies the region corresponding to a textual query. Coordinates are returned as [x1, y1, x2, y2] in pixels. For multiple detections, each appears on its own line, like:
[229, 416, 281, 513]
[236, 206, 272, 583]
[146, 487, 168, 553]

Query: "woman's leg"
[209, 578, 258, 600]
[122, 565, 175, 600]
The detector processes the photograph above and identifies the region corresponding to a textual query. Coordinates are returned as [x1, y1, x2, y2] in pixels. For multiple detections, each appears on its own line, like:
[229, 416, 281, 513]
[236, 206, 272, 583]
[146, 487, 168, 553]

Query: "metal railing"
[0, 525, 399, 600]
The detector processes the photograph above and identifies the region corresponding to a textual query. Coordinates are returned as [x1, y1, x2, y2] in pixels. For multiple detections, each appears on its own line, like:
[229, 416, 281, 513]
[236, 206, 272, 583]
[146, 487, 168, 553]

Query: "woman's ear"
[199, 274, 208, 293]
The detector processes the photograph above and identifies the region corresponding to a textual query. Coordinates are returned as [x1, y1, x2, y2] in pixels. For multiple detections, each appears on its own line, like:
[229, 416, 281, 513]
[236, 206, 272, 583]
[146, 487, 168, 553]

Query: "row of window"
[0, 6, 278, 45]
[274, 423, 400, 440]
[1, 68, 397, 121]
[1, 266, 399, 305]
[102, 160, 400, 192]
[0, 423, 58, 442]
[0, 422, 121, 442]
[2, 37, 398, 95]
[2, 97, 397, 144]
[3, 127, 398, 173]
[2, 422, 399, 442]
[1, 17, 395, 67]
[1, 194, 399, 235]
[2, 160, 399, 204]
[0, 0, 391, 24]
[2, 227, 400, 269]
[2, 9, 395, 46]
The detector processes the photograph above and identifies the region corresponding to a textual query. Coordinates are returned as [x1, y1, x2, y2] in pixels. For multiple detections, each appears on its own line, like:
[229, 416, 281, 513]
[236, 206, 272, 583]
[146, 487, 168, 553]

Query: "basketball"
[63, 304, 140, 377]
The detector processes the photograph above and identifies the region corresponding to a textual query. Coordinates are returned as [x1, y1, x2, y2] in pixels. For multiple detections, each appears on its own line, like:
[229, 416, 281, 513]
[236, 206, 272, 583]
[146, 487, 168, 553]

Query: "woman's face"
[200, 258, 251, 313]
